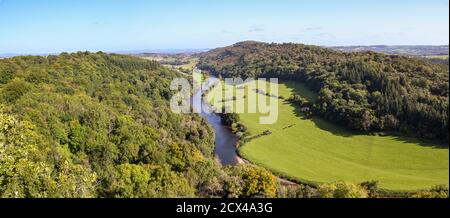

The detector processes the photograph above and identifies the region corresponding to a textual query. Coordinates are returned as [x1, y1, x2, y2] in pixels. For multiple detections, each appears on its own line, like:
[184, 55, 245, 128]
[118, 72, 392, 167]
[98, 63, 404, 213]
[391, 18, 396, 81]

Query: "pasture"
[207, 79, 449, 191]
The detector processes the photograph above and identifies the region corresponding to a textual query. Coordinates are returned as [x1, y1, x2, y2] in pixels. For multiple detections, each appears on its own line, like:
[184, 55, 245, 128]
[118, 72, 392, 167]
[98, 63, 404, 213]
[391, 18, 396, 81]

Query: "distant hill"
[331, 45, 449, 56]
[0, 53, 21, 58]
[119, 48, 210, 55]
[0, 49, 211, 59]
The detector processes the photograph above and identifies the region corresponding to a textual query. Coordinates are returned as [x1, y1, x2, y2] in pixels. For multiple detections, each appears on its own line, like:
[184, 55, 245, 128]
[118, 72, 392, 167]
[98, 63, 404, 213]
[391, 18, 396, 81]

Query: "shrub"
[318, 181, 368, 198]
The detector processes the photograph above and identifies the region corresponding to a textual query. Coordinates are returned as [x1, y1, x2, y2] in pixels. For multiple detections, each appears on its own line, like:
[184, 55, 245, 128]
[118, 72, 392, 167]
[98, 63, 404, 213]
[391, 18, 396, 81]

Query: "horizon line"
[1, 43, 449, 57]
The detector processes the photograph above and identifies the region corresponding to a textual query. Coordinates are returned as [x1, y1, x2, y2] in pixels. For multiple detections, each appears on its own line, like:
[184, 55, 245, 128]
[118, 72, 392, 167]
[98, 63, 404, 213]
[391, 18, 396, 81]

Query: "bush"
[220, 111, 240, 126]
[411, 185, 449, 198]
[318, 181, 368, 198]
[227, 165, 277, 198]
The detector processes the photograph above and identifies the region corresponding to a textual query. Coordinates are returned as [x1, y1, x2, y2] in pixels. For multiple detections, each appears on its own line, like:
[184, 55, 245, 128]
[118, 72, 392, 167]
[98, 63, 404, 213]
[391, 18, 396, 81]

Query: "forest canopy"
[0, 52, 278, 198]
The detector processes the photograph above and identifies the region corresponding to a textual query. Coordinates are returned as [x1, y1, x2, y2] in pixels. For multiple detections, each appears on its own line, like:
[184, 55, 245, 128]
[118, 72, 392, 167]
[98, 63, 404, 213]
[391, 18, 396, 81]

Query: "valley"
[135, 44, 449, 192]
[1, 43, 448, 198]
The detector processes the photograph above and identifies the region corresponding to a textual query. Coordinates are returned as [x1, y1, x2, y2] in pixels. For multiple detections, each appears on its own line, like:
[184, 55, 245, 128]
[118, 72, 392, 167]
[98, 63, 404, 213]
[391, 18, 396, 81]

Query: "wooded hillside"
[199, 41, 449, 143]
[0, 52, 277, 198]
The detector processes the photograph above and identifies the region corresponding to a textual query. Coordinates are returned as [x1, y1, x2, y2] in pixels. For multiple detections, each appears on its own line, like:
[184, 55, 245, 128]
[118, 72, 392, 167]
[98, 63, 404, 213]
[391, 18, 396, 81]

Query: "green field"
[423, 55, 449, 60]
[208, 79, 449, 191]
[142, 56, 199, 71]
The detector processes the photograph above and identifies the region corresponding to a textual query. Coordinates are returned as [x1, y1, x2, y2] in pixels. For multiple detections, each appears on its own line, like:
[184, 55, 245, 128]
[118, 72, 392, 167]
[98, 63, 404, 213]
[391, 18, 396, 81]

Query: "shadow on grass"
[385, 134, 448, 149]
[281, 94, 448, 149]
[285, 99, 356, 138]
[283, 80, 318, 102]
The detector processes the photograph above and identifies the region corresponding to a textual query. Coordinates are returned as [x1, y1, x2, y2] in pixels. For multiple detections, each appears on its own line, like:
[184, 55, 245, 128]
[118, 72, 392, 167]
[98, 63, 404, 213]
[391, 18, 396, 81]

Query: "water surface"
[193, 76, 239, 165]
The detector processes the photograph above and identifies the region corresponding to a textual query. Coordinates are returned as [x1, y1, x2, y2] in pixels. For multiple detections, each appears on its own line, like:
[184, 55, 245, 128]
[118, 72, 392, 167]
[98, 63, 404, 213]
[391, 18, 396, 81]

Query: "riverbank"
[192, 75, 240, 165]
[196, 74, 300, 187]
[205, 77, 449, 192]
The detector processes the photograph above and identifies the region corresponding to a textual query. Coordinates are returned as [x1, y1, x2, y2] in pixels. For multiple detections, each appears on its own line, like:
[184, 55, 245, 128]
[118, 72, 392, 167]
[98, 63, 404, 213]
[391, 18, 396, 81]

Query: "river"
[192, 76, 297, 185]
[192, 76, 240, 165]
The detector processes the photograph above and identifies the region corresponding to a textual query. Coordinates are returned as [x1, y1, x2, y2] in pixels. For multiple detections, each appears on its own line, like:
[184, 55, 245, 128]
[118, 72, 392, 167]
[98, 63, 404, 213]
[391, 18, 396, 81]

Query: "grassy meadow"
[423, 55, 449, 60]
[207, 79, 449, 191]
[142, 55, 199, 71]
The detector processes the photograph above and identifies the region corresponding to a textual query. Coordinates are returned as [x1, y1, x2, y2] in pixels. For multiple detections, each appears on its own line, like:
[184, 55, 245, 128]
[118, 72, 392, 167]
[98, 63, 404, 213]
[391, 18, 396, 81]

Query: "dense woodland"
[0, 52, 280, 198]
[199, 41, 449, 143]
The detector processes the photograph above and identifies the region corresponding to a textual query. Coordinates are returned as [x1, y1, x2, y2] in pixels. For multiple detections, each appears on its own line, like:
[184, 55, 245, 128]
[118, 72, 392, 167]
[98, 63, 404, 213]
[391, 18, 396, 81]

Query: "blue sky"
[0, 0, 448, 54]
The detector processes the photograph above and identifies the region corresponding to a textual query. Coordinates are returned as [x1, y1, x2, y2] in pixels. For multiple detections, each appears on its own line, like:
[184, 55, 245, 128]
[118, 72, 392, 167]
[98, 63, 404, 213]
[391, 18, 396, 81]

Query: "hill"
[199, 41, 449, 143]
[331, 45, 449, 56]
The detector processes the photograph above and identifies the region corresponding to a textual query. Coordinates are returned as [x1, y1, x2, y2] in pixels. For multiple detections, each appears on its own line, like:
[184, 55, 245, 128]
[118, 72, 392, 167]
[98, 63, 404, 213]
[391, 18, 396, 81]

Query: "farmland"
[207, 79, 449, 191]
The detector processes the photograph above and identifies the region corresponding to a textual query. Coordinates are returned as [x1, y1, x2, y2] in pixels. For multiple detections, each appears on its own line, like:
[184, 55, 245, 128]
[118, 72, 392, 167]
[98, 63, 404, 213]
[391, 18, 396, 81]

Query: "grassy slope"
[423, 55, 449, 60]
[208, 80, 449, 191]
[142, 56, 199, 71]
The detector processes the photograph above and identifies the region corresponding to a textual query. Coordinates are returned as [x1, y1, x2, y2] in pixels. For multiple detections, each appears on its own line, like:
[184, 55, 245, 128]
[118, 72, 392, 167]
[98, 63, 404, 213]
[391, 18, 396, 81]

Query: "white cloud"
[249, 26, 265, 33]
[304, 27, 322, 32]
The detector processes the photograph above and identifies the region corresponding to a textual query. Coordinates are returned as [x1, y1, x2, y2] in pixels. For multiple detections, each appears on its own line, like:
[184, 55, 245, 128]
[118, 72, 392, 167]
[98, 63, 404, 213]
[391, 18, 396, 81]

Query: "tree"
[411, 185, 448, 198]
[317, 181, 368, 198]
[228, 165, 277, 198]
[0, 79, 32, 103]
[220, 110, 241, 126]
[0, 111, 97, 198]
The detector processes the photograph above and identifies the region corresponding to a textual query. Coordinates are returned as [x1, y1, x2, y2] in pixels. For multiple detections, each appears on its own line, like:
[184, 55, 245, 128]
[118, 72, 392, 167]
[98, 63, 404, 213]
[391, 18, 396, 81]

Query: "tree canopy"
[0, 52, 282, 198]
